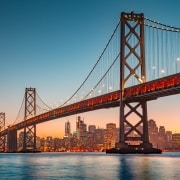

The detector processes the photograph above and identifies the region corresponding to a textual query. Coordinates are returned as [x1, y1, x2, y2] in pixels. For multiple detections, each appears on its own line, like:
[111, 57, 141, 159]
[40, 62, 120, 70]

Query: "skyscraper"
[148, 119, 158, 148]
[104, 123, 117, 149]
[65, 120, 71, 137]
[88, 125, 96, 134]
[158, 126, 166, 150]
[76, 116, 87, 140]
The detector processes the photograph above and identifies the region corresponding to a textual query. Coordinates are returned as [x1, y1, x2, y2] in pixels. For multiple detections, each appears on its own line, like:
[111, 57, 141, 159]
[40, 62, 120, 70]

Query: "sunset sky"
[0, 0, 179, 138]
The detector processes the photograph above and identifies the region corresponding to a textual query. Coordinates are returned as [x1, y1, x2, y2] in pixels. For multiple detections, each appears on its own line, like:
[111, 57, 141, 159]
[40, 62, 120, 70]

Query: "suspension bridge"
[0, 12, 180, 153]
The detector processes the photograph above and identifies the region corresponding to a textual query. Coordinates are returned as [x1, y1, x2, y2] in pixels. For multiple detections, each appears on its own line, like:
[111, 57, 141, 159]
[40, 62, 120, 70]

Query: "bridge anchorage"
[107, 12, 162, 154]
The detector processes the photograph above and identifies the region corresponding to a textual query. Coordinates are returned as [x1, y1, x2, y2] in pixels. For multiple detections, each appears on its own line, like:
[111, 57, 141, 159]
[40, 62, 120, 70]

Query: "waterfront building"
[53, 138, 62, 151]
[166, 131, 172, 150]
[104, 123, 117, 149]
[172, 133, 180, 151]
[158, 126, 166, 150]
[76, 116, 87, 148]
[94, 128, 104, 150]
[76, 116, 87, 140]
[88, 125, 96, 134]
[148, 119, 158, 148]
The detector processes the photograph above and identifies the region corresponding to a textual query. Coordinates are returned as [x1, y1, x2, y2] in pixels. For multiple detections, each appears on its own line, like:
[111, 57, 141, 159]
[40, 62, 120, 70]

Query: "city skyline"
[0, 0, 180, 137]
[17, 116, 180, 152]
[36, 115, 178, 139]
[35, 113, 178, 139]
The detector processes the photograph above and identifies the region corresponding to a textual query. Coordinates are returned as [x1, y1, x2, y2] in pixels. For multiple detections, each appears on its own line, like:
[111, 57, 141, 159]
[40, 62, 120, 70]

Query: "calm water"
[0, 152, 179, 180]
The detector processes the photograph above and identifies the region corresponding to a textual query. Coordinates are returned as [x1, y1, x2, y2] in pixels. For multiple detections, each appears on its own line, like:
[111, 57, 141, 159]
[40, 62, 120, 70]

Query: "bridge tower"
[23, 88, 37, 152]
[116, 12, 160, 153]
[0, 113, 6, 152]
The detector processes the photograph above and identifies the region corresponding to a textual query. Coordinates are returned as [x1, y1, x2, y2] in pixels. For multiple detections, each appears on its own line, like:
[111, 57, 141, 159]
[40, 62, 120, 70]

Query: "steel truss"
[0, 113, 6, 151]
[23, 88, 37, 151]
[119, 12, 152, 148]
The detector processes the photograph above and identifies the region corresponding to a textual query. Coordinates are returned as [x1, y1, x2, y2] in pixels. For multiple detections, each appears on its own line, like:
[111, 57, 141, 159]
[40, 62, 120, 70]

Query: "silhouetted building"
[172, 133, 180, 151]
[148, 119, 158, 148]
[65, 120, 71, 137]
[94, 128, 104, 150]
[76, 116, 87, 147]
[158, 126, 166, 150]
[76, 116, 87, 139]
[104, 123, 117, 149]
[88, 125, 96, 134]
[166, 131, 172, 150]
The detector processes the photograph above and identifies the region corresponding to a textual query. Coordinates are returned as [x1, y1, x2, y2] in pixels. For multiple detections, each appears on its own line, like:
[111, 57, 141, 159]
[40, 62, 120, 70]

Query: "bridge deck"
[1, 73, 180, 136]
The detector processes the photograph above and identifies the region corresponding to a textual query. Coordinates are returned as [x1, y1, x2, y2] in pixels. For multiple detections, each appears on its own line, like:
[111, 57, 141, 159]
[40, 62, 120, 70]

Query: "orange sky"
[32, 95, 180, 138]
[1, 1, 179, 140]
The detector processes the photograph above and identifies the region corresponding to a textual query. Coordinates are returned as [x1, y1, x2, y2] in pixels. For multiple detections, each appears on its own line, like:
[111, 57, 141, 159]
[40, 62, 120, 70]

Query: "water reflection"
[0, 152, 179, 179]
[118, 156, 134, 179]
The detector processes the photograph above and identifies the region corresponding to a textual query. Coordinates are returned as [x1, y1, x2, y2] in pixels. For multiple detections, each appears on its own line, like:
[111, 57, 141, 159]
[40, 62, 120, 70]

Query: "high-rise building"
[95, 128, 104, 145]
[158, 126, 166, 150]
[172, 133, 180, 151]
[104, 123, 117, 149]
[166, 131, 172, 150]
[88, 125, 96, 134]
[65, 120, 71, 137]
[76, 116, 87, 140]
[148, 119, 158, 148]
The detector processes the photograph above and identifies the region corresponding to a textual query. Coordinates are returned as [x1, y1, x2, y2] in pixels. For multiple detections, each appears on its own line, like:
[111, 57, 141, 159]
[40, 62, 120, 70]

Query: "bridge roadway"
[1, 73, 180, 136]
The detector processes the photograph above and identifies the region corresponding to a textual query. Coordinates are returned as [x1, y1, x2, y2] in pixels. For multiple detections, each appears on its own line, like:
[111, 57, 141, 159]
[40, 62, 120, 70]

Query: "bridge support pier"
[0, 113, 6, 152]
[107, 11, 161, 154]
[109, 100, 160, 154]
[22, 88, 37, 152]
[7, 129, 17, 152]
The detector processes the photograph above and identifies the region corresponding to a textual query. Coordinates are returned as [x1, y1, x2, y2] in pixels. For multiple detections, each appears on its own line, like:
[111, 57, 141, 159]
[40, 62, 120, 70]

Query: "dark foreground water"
[0, 152, 179, 180]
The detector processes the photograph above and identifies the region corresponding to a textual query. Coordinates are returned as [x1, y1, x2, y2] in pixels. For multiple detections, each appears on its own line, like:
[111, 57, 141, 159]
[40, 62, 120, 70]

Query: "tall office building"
[76, 116, 87, 140]
[172, 133, 180, 150]
[104, 123, 117, 149]
[148, 119, 158, 148]
[65, 120, 71, 137]
[158, 126, 166, 149]
[88, 125, 96, 134]
[166, 131, 172, 150]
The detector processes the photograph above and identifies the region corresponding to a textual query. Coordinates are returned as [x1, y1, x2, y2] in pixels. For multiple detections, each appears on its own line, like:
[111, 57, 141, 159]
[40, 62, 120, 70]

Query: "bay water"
[0, 152, 179, 179]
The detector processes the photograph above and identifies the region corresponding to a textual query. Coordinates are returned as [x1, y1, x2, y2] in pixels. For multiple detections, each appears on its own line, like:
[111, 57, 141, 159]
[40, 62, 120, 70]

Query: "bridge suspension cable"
[9, 15, 180, 126]
[58, 21, 121, 107]
[12, 95, 25, 126]
[144, 17, 180, 82]
[83, 52, 120, 100]
[11, 91, 52, 125]
[144, 17, 180, 32]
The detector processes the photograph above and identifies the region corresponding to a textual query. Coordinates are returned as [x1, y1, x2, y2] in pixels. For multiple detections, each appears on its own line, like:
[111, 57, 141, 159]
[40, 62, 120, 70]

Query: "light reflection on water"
[0, 152, 179, 179]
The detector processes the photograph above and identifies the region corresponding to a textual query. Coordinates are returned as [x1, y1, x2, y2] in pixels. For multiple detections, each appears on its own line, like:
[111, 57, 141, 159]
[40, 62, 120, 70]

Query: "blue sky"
[0, 0, 180, 137]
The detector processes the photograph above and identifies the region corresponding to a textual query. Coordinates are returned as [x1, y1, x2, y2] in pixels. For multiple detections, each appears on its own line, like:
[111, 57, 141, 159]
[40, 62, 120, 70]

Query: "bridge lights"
[89, 88, 94, 97]
[161, 69, 165, 77]
[109, 86, 113, 91]
[138, 77, 143, 83]
[133, 74, 143, 83]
